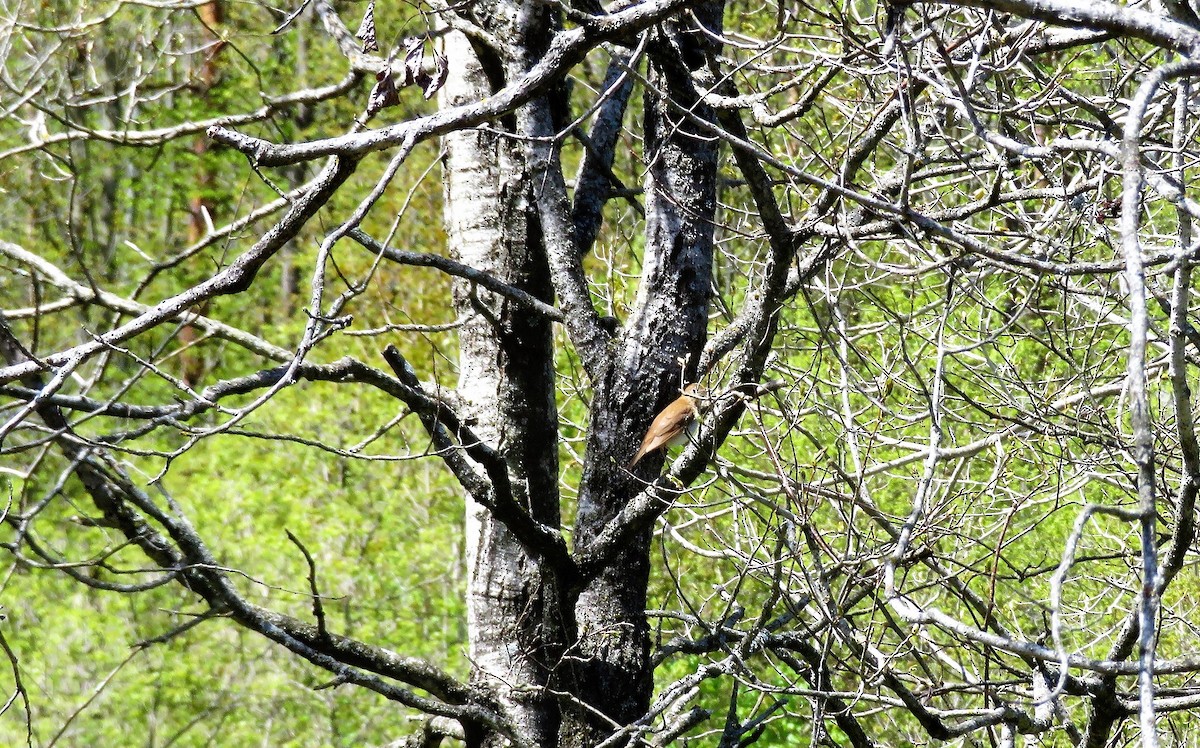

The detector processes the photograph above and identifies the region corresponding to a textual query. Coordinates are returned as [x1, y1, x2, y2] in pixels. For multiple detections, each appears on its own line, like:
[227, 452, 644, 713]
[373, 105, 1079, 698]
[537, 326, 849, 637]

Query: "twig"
[286, 529, 329, 641]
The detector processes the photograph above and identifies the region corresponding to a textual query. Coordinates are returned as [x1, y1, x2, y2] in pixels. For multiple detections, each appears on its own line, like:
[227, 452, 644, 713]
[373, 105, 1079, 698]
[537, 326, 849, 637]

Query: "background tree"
[6, 0, 1200, 746]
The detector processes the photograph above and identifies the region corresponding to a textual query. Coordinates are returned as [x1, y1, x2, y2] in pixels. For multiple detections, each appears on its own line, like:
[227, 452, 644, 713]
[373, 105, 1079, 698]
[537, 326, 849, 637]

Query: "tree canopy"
[4, 0, 1200, 746]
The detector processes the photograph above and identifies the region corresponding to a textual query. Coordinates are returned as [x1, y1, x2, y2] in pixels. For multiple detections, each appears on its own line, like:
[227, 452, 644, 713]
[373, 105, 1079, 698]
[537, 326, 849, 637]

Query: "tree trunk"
[562, 8, 723, 746]
[443, 1, 722, 744]
[441, 27, 563, 748]
[179, 0, 226, 386]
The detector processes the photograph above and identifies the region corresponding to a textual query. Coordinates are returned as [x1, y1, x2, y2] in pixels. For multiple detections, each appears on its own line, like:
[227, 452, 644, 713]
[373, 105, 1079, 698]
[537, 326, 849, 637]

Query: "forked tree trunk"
[560, 8, 724, 746]
[441, 1, 722, 744]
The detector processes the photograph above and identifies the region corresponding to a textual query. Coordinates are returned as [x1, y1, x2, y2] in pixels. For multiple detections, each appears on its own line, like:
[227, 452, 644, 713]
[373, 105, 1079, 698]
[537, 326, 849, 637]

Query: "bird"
[628, 384, 704, 469]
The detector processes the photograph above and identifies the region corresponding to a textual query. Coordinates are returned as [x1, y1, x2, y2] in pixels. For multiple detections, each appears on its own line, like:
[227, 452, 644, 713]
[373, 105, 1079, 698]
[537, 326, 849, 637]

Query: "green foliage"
[0, 0, 464, 743]
[5, 0, 1199, 744]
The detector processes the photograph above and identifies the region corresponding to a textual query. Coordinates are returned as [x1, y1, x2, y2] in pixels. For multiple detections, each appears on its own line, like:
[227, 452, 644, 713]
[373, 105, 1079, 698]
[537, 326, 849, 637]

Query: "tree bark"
[441, 25, 564, 748]
[179, 0, 226, 386]
[562, 7, 723, 745]
[443, 1, 723, 743]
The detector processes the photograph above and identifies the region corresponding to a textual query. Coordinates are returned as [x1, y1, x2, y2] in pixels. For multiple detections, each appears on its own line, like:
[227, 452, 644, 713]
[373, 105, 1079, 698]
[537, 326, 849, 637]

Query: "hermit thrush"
[628, 384, 704, 468]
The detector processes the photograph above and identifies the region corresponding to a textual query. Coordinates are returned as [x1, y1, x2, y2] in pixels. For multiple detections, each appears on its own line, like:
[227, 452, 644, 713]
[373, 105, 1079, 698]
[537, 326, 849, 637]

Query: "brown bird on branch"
[628, 384, 704, 469]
